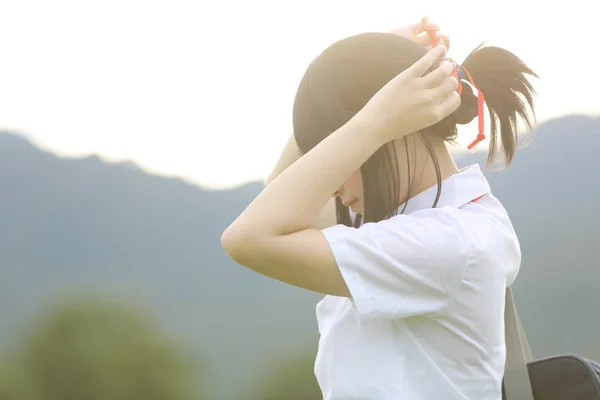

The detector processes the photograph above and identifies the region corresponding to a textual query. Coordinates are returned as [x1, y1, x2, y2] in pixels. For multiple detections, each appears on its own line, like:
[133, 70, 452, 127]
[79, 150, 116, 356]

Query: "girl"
[222, 19, 537, 400]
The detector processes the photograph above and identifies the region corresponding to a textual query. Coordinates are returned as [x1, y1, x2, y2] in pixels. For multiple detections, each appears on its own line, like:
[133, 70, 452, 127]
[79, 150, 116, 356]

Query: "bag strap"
[503, 286, 534, 399]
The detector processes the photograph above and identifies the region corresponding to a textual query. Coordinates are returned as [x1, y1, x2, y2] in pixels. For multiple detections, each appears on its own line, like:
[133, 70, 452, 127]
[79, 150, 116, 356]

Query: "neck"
[392, 133, 459, 206]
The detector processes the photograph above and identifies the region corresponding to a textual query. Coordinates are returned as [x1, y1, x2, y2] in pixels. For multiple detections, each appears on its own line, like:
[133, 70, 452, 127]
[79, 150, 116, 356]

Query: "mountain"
[0, 114, 599, 399]
[0, 132, 321, 399]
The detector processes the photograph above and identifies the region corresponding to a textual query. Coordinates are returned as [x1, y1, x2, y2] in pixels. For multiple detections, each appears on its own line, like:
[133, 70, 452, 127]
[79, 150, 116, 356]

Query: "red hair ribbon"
[415, 23, 486, 151]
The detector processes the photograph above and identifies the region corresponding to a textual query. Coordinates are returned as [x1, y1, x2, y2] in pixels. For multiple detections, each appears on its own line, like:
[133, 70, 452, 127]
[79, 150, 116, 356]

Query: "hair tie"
[456, 65, 466, 80]
[417, 23, 487, 151]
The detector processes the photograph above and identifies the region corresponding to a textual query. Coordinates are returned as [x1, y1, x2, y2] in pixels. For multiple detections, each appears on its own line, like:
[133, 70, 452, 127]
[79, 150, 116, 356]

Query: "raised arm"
[265, 135, 337, 230]
[222, 45, 459, 296]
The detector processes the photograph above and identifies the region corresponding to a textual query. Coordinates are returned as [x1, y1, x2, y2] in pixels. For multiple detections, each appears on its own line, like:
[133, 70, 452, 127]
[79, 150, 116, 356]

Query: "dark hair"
[292, 32, 537, 226]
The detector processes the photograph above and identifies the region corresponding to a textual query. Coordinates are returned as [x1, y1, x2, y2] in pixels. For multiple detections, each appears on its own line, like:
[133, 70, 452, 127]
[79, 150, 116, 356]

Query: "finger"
[416, 33, 434, 47]
[438, 91, 462, 118]
[420, 17, 440, 35]
[420, 16, 433, 29]
[409, 45, 447, 77]
[417, 31, 448, 48]
[432, 76, 460, 101]
[406, 21, 424, 33]
[423, 22, 440, 31]
[437, 33, 451, 50]
[408, 16, 439, 34]
[407, 16, 431, 32]
[422, 60, 454, 87]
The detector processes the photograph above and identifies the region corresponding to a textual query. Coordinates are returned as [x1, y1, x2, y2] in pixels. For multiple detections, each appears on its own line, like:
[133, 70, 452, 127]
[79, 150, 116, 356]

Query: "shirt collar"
[400, 164, 491, 215]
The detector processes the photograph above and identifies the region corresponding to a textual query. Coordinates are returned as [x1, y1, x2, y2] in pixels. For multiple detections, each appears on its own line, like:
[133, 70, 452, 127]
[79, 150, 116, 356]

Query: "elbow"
[221, 225, 256, 266]
[221, 226, 243, 262]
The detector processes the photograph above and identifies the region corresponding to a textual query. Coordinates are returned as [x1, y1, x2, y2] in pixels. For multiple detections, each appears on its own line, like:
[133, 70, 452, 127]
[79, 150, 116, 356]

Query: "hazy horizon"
[1, 0, 598, 190]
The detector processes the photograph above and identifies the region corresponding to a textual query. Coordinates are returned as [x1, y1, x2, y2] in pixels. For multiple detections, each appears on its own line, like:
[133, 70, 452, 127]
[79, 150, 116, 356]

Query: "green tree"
[2, 299, 202, 400]
[252, 346, 321, 400]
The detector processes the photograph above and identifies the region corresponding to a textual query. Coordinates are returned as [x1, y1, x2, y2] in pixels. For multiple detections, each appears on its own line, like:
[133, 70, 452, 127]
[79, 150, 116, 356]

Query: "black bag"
[502, 288, 600, 399]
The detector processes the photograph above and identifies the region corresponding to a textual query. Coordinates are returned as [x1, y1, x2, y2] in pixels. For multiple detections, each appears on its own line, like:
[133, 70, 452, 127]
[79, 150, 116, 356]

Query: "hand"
[389, 16, 450, 50]
[355, 45, 461, 143]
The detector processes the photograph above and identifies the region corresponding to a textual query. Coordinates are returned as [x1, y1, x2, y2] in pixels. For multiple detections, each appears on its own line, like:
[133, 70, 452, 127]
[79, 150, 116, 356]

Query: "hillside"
[0, 114, 599, 398]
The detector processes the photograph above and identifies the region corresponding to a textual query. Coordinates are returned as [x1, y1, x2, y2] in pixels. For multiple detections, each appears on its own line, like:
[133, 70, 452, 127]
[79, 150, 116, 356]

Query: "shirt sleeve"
[321, 207, 473, 321]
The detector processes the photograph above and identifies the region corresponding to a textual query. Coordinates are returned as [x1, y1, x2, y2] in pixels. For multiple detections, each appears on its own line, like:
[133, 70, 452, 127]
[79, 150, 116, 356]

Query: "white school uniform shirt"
[316, 164, 520, 400]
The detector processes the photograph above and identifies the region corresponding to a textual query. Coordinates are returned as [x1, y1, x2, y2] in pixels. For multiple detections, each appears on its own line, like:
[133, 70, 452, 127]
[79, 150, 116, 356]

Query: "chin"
[351, 205, 363, 215]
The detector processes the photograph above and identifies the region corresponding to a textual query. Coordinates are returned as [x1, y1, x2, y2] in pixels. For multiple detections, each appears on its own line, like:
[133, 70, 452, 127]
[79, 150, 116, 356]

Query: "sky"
[0, 0, 598, 190]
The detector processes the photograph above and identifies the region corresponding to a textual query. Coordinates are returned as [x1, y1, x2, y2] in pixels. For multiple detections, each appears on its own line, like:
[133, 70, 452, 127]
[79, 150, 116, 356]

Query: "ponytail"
[455, 44, 538, 166]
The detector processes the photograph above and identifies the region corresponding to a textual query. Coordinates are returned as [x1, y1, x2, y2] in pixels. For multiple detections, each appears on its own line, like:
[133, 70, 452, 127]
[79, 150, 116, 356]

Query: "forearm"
[224, 44, 448, 243]
[265, 134, 337, 230]
[224, 118, 384, 240]
[264, 135, 302, 186]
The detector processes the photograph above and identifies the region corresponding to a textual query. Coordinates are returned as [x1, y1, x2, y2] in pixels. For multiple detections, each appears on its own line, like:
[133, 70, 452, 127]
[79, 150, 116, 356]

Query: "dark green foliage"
[0, 300, 200, 400]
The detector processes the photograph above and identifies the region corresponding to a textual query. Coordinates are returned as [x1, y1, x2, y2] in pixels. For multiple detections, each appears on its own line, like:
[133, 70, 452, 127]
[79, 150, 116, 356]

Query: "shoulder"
[355, 205, 479, 250]
[321, 207, 478, 318]
[325, 205, 478, 260]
